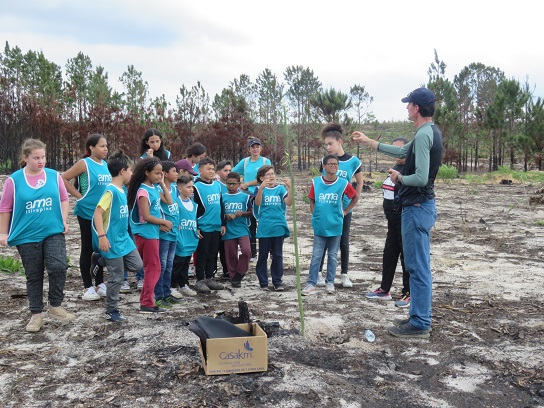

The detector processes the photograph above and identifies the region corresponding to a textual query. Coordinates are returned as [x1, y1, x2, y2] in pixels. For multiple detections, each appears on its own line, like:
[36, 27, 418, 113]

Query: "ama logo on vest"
[26, 197, 53, 213]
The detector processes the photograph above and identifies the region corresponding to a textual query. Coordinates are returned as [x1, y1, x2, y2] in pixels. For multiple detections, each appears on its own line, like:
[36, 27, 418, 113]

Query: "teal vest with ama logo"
[92, 185, 136, 259]
[130, 183, 163, 239]
[8, 168, 64, 246]
[312, 177, 348, 237]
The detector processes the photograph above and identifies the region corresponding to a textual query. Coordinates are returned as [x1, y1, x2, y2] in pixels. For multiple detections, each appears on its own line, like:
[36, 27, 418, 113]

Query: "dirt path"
[1, 175, 543, 407]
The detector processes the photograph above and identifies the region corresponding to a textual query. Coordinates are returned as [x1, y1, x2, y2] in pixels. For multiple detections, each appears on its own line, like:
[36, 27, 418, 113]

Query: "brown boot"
[26, 313, 44, 332]
[49, 306, 75, 322]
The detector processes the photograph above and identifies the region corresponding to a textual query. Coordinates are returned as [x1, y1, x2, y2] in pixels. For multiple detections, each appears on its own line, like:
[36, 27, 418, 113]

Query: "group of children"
[1, 122, 411, 332]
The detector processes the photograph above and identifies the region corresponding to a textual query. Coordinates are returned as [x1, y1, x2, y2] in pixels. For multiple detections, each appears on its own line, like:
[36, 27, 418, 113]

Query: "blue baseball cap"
[401, 87, 436, 105]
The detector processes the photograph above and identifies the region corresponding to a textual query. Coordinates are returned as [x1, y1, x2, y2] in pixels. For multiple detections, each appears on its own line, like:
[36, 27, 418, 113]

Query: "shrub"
[0, 256, 25, 275]
[437, 165, 458, 180]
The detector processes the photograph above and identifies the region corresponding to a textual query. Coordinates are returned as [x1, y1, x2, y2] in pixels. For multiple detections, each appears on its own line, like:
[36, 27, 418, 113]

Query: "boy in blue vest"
[222, 172, 252, 288]
[92, 151, 144, 322]
[170, 175, 199, 297]
[192, 158, 226, 293]
[302, 154, 358, 295]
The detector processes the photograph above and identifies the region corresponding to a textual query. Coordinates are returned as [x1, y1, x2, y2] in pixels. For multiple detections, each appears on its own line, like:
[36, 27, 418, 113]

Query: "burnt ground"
[0, 173, 543, 407]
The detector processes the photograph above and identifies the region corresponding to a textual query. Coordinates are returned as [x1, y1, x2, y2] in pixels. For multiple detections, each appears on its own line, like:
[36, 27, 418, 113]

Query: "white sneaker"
[82, 286, 100, 301]
[340, 274, 353, 288]
[326, 282, 336, 293]
[120, 281, 132, 293]
[137, 279, 144, 290]
[250, 257, 258, 263]
[96, 283, 107, 297]
[301, 284, 317, 296]
[316, 273, 326, 287]
[170, 288, 183, 299]
[180, 285, 197, 297]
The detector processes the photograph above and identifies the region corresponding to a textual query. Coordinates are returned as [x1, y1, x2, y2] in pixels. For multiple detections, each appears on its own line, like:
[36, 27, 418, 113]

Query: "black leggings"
[77, 216, 104, 288]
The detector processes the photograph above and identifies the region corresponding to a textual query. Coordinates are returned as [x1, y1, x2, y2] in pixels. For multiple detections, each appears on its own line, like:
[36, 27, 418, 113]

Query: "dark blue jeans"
[17, 233, 67, 314]
[155, 239, 176, 299]
[256, 236, 284, 288]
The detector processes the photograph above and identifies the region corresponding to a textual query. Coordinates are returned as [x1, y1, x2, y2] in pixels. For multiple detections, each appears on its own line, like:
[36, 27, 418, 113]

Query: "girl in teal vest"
[127, 158, 173, 313]
[253, 165, 291, 291]
[0, 139, 75, 332]
[139, 128, 173, 161]
[62, 134, 111, 301]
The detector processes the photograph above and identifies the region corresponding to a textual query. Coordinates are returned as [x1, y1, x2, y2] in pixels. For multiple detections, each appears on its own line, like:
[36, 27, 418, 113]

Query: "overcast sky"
[1, 0, 542, 122]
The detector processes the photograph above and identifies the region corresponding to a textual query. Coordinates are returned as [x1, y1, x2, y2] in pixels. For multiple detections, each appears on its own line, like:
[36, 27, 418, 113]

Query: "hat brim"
[401, 96, 412, 103]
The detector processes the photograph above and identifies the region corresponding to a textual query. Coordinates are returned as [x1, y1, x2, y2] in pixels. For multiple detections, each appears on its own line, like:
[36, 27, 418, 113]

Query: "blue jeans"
[256, 237, 284, 287]
[309, 235, 341, 285]
[155, 239, 176, 300]
[402, 199, 437, 330]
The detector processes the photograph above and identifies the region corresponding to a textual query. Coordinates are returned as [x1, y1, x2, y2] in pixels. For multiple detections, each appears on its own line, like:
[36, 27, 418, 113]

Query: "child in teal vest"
[302, 154, 358, 296]
[92, 151, 143, 322]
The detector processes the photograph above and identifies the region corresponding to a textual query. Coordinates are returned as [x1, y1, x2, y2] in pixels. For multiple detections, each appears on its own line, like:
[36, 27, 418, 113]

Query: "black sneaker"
[139, 305, 167, 314]
[90, 252, 102, 278]
[274, 284, 285, 291]
[205, 278, 225, 290]
[388, 322, 430, 338]
[165, 295, 182, 305]
[194, 280, 212, 293]
[393, 318, 433, 332]
[105, 310, 127, 322]
[231, 273, 244, 288]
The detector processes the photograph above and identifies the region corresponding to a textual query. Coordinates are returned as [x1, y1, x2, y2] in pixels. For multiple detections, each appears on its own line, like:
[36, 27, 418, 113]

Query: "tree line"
[1, 43, 543, 174]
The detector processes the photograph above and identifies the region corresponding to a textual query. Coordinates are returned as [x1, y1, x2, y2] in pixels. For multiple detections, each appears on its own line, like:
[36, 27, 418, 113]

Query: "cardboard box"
[198, 323, 268, 375]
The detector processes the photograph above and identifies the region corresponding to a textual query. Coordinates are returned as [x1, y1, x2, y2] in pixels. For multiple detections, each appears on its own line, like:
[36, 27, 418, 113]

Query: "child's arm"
[343, 183, 359, 215]
[309, 199, 315, 214]
[139, 196, 173, 231]
[283, 178, 293, 206]
[61, 159, 86, 199]
[93, 206, 111, 252]
[254, 185, 265, 206]
[0, 212, 11, 247]
[159, 180, 173, 204]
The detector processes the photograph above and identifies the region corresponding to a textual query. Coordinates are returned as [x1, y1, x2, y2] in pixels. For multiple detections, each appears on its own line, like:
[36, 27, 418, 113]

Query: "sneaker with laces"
[165, 295, 182, 305]
[155, 299, 173, 309]
[274, 283, 285, 291]
[205, 278, 224, 290]
[365, 288, 392, 300]
[260, 285, 270, 291]
[194, 280, 212, 293]
[179, 285, 198, 297]
[48, 306, 75, 322]
[170, 288, 183, 299]
[90, 252, 102, 278]
[388, 322, 430, 339]
[96, 282, 107, 297]
[139, 305, 167, 314]
[395, 293, 411, 308]
[137, 279, 144, 290]
[316, 273, 326, 287]
[340, 274, 353, 288]
[82, 286, 100, 301]
[104, 310, 127, 322]
[120, 281, 132, 293]
[326, 282, 335, 293]
[301, 284, 317, 296]
[26, 313, 44, 332]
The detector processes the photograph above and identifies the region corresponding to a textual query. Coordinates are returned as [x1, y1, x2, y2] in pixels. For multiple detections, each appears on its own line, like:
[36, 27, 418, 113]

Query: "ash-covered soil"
[1, 173, 543, 407]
